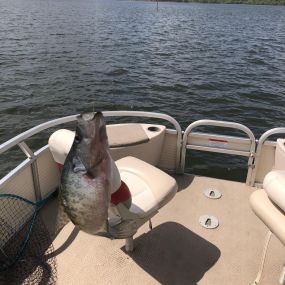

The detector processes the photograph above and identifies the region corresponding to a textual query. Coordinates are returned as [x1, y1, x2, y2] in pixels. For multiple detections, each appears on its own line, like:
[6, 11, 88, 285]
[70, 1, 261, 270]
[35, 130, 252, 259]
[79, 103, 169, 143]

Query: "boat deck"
[7, 174, 285, 285]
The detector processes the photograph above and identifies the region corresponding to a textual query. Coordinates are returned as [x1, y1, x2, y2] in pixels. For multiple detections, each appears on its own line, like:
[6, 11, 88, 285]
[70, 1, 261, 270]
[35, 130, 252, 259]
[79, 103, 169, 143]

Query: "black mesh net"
[0, 196, 57, 285]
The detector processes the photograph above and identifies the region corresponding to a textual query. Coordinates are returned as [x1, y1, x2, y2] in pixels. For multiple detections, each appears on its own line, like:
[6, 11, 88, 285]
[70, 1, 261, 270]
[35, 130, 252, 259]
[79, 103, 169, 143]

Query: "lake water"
[1, 0, 285, 180]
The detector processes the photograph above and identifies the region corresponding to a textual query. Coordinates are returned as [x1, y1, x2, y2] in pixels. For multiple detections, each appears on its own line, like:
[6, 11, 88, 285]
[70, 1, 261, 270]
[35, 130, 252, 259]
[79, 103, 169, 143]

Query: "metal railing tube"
[181, 119, 256, 185]
[0, 111, 182, 173]
[251, 127, 285, 186]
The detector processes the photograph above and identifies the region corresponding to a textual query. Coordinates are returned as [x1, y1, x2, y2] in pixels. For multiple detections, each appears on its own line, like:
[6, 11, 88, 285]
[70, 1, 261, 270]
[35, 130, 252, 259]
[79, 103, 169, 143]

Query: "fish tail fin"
[95, 221, 112, 239]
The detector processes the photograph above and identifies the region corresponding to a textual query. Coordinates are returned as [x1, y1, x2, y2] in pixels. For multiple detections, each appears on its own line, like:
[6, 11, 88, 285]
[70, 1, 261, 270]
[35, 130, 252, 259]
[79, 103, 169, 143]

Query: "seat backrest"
[48, 129, 75, 165]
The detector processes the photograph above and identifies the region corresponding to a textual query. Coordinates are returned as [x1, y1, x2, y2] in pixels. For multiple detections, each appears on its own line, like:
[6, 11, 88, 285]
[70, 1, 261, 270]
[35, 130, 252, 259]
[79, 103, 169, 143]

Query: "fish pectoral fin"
[54, 199, 71, 237]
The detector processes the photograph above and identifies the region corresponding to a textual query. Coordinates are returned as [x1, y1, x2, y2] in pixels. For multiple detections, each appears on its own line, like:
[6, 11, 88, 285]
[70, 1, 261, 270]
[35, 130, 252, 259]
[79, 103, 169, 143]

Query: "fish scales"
[57, 112, 113, 235]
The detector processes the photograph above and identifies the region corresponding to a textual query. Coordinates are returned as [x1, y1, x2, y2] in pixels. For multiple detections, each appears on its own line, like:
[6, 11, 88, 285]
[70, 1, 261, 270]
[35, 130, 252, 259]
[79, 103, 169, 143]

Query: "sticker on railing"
[208, 138, 228, 148]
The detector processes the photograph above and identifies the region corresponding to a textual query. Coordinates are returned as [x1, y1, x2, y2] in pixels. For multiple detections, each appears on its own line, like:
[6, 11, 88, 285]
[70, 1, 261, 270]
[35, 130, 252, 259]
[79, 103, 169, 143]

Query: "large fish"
[57, 111, 115, 235]
[56, 111, 138, 238]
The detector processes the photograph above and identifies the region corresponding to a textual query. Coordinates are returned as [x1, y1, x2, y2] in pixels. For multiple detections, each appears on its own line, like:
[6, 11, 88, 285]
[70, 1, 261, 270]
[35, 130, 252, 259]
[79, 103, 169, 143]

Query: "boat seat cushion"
[263, 170, 285, 212]
[49, 129, 75, 166]
[116, 156, 177, 217]
[250, 189, 285, 245]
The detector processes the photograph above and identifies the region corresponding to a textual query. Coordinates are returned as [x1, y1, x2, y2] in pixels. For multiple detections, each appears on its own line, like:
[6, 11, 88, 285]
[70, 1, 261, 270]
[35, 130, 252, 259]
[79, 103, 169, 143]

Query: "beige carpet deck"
[39, 174, 285, 285]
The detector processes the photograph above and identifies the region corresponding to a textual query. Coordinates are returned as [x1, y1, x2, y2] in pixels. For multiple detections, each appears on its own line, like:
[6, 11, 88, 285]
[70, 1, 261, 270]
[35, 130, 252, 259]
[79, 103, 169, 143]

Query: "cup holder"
[148, 126, 160, 132]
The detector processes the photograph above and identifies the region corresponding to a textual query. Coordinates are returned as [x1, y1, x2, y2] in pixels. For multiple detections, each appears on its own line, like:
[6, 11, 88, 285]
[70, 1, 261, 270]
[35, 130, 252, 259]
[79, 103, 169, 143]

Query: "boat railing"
[251, 127, 285, 186]
[181, 120, 256, 185]
[0, 111, 182, 202]
[1, 112, 285, 191]
[0, 111, 182, 163]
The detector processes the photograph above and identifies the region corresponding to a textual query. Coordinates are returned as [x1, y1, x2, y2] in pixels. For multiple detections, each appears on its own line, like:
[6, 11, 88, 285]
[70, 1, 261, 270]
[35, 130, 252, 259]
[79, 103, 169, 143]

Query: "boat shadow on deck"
[125, 221, 221, 285]
[173, 173, 195, 192]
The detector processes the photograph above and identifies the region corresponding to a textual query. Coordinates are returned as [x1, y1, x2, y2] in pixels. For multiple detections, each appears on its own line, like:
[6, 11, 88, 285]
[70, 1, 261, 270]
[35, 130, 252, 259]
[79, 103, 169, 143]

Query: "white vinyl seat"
[112, 156, 177, 251]
[116, 156, 177, 218]
[48, 129, 178, 250]
[250, 170, 285, 245]
[48, 129, 75, 166]
[250, 140, 285, 283]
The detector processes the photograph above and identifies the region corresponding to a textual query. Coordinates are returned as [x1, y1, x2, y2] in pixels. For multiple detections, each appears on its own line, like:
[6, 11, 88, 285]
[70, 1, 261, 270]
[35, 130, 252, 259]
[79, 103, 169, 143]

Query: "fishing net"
[0, 194, 57, 285]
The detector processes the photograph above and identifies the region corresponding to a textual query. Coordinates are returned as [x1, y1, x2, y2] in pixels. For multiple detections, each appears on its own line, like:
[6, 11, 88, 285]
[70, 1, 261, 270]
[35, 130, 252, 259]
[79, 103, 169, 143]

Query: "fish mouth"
[78, 111, 103, 122]
[79, 112, 95, 121]
[77, 111, 105, 139]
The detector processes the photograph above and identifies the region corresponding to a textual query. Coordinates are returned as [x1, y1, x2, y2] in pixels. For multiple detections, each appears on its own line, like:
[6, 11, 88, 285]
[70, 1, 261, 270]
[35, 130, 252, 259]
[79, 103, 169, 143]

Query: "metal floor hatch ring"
[199, 215, 219, 229]
[204, 188, 222, 199]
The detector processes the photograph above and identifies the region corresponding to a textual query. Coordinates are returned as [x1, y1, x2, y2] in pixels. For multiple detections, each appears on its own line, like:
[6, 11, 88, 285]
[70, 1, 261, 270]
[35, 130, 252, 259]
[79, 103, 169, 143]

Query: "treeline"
[157, 0, 285, 5]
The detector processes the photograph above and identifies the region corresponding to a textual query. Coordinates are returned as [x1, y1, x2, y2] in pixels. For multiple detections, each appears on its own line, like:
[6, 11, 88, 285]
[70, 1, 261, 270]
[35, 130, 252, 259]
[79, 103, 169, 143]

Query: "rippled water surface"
[1, 0, 285, 180]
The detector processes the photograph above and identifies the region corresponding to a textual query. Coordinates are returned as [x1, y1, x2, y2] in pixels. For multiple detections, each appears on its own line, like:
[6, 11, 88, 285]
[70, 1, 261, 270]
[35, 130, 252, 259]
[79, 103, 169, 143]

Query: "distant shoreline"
[148, 0, 285, 5]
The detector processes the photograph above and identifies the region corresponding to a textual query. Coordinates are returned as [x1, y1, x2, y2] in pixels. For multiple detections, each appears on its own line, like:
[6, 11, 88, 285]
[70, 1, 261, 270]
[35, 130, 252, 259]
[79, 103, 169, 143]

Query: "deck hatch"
[204, 188, 222, 199]
[199, 215, 219, 229]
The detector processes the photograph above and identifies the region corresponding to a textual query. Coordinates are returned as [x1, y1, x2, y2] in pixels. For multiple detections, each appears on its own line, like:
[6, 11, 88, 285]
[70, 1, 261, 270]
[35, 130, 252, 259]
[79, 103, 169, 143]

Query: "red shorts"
[111, 181, 131, 205]
[57, 163, 131, 205]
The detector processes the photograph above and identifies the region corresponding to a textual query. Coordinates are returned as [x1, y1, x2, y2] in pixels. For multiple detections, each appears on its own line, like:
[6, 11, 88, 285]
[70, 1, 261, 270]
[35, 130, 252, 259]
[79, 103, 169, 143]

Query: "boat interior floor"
[15, 174, 285, 284]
